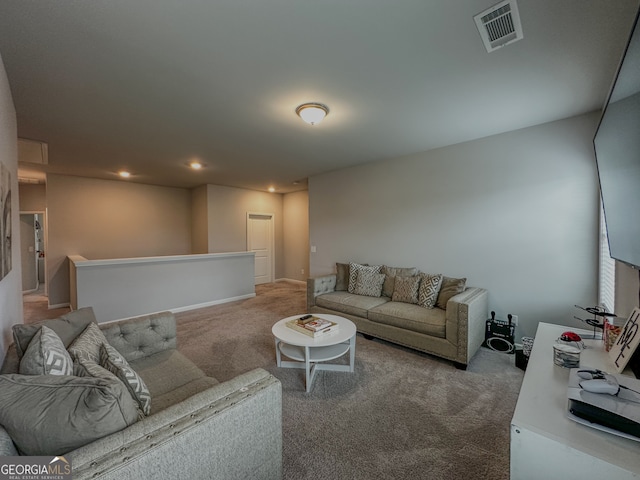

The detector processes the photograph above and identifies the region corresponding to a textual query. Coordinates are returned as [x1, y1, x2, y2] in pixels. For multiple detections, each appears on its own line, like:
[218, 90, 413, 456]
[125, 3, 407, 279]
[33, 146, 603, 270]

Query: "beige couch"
[307, 265, 488, 368]
[0, 308, 282, 480]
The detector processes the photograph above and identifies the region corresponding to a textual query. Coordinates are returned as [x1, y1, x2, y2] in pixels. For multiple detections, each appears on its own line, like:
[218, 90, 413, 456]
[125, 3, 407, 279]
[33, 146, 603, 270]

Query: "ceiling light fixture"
[118, 171, 131, 178]
[296, 103, 329, 125]
[268, 186, 276, 193]
[190, 161, 203, 170]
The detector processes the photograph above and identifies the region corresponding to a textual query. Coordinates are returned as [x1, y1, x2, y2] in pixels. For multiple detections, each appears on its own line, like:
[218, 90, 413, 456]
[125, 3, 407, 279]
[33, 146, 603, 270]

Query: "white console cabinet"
[510, 322, 640, 479]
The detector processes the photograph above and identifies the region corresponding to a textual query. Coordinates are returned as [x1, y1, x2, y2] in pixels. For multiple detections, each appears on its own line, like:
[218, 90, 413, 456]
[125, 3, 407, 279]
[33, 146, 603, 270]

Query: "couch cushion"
[436, 276, 467, 309]
[100, 343, 152, 416]
[12, 307, 96, 359]
[0, 373, 139, 456]
[151, 377, 219, 414]
[348, 263, 382, 293]
[392, 275, 421, 304]
[380, 266, 418, 298]
[19, 326, 73, 376]
[315, 291, 389, 318]
[353, 270, 385, 297]
[335, 262, 350, 291]
[418, 273, 444, 309]
[369, 301, 447, 338]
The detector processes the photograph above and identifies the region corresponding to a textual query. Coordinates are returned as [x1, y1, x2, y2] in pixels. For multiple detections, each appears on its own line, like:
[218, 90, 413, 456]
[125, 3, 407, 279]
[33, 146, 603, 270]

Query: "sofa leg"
[453, 362, 467, 370]
[362, 333, 375, 340]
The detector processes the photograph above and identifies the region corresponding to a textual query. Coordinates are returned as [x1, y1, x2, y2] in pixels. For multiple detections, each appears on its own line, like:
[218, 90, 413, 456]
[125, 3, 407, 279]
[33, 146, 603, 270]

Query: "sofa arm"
[100, 311, 177, 363]
[307, 274, 337, 310]
[69, 368, 282, 480]
[445, 287, 488, 365]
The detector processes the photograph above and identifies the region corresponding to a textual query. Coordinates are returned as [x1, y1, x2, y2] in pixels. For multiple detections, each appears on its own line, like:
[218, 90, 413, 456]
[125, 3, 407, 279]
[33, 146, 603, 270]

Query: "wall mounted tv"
[594, 10, 640, 269]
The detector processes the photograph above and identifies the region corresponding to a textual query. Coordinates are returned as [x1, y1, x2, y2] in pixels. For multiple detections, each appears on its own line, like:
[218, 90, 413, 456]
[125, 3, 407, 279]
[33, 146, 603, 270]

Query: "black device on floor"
[482, 311, 515, 353]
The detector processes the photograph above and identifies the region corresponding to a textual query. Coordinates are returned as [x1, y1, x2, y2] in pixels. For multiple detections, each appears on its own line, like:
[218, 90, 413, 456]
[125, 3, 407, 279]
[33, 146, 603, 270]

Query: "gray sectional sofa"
[307, 263, 488, 368]
[0, 308, 282, 480]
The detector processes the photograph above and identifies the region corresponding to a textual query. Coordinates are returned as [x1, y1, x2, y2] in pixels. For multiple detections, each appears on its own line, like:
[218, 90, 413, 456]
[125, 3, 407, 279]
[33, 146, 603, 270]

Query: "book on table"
[286, 316, 339, 337]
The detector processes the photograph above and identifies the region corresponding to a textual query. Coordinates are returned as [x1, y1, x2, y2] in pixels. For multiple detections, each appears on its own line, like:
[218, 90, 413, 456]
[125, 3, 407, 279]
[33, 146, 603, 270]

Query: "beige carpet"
[175, 282, 524, 480]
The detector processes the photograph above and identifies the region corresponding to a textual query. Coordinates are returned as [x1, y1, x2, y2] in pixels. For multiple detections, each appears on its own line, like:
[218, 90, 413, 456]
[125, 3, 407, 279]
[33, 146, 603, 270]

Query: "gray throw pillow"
[380, 266, 418, 298]
[100, 343, 151, 416]
[0, 374, 139, 456]
[12, 307, 96, 359]
[436, 277, 467, 310]
[19, 326, 73, 376]
[335, 263, 350, 291]
[352, 270, 386, 297]
[418, 273, 444, 309]
[348, 263, 381, 293]
[68, 322, 109, 363]
[392, 275, 421, 304]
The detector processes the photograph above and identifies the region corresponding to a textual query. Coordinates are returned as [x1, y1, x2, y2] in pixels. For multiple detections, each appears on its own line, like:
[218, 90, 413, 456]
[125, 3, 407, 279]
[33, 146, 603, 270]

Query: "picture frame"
[609, 308, 640, 373]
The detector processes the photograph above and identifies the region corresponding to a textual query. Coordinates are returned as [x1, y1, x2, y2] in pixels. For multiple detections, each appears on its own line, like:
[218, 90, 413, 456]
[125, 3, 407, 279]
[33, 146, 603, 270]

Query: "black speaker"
[483, 311, 515, 354]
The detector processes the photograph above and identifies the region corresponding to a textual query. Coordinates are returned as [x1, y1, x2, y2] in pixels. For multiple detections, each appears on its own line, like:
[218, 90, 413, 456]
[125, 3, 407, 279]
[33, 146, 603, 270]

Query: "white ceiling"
[0, 0, 639, 193]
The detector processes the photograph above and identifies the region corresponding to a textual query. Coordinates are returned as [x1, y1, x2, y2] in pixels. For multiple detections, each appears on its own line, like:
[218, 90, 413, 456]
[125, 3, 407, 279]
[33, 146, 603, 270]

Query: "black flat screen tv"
[594, 10, 640, 269]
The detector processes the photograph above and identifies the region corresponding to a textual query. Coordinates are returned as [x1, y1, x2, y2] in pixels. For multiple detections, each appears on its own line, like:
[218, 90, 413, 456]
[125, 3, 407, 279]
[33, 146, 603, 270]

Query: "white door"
[247, 213, 274, 285]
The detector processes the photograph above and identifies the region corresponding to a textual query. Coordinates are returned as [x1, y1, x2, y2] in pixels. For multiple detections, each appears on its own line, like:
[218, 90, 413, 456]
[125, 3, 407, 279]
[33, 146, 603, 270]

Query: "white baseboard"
[48, 302, 70, 310]
[275, 278, 306, 285]
[170, 293, 256, 313]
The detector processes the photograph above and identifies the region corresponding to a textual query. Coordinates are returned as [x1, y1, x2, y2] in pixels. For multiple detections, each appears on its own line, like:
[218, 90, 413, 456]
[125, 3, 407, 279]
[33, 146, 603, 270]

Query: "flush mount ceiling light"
[295, 103, 329, 125]
[118, 171, 131, 178]
[189, 161, 203, 170]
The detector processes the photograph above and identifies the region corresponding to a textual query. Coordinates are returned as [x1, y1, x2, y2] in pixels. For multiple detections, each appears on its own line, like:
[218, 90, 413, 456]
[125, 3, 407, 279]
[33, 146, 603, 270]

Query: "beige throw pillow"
[68, 322, 109, 364]
[352, 270, 386, 297]
[418, 273, 444, 309]
[348, 263, 381, 293]
[381, 266, 418, 298]
[335, 263, 350, 291]
[391, 275, 421, 304]
[436, 277, 467, 309]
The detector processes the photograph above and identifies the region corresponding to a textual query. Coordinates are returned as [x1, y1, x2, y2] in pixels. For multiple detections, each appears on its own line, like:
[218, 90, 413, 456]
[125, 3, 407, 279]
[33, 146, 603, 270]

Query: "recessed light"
[118, 171, 131, 178]
[190, 161, 203, 170]
[268, 186, 276, 193]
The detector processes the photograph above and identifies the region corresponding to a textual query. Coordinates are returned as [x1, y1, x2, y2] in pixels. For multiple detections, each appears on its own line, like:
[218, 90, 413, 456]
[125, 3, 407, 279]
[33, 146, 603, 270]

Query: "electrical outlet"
[510, 314, 518, 326]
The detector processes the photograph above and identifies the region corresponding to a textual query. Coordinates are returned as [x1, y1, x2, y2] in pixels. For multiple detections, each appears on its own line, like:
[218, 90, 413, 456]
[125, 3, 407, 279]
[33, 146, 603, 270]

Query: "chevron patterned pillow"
[100, 343, 151, 416]
[418, 273, 444, 309]
[19, 326, 73, 376]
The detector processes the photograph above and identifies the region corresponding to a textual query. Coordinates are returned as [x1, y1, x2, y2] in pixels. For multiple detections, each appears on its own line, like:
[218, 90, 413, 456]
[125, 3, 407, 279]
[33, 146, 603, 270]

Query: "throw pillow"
[0, 373, 139, 456]
[418, 273, 444, 309]
[436, 277, 467, 309]
[335, 263, 350, 291]
[352, 270, 386, 297]
[391, 275, 421, 304]
[100, 343, 152, 416]
[380, 266, 418, 298]
[12, 307, 96, 359]
[67, 322, 109, 363]
[348, 263, 382, 293]
[19, 326, 73, 376]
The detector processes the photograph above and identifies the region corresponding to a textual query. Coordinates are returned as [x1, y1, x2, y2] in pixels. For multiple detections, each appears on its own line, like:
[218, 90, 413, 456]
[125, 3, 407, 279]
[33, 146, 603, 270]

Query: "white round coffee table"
[272, 314, 356, 392]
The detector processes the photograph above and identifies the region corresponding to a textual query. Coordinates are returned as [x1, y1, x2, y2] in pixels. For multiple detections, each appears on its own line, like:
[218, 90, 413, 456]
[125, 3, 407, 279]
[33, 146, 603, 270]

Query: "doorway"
[20, 211, 46, 294]
[247, 212, 274, 285]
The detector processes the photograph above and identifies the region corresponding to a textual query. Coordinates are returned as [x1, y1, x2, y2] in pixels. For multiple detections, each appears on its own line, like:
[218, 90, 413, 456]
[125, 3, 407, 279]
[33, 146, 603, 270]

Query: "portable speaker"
[483, 311, 515, 354]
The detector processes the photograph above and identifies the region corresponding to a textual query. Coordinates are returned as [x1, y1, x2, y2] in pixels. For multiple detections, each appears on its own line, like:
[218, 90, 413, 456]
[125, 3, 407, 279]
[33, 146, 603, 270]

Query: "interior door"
[247, 213, 274, 285]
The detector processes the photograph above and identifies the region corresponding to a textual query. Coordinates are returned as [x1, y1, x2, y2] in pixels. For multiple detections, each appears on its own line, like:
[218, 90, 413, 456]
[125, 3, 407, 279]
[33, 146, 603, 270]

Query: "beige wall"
[190, 185, 208, 254]
[46, 174, 192, 307]
[283, 191, 309, 282]
[0, 53, 23, 359]
[18, 183, 46, 212]
[204, 184, 284, 279]
[310, 113, 600, 339]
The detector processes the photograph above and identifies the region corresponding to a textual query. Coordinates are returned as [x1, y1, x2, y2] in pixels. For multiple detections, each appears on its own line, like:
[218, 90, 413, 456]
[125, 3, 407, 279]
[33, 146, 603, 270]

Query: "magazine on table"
[286, 316, 339, 337]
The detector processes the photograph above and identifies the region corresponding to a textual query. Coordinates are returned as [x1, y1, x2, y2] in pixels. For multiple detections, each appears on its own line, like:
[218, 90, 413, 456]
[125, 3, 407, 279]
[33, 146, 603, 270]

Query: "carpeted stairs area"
[175, 282, 524, 480]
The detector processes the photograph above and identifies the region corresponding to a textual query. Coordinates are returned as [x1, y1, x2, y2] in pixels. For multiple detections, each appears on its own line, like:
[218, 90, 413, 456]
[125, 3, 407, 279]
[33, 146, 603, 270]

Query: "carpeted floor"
[175, 282, 524, 480]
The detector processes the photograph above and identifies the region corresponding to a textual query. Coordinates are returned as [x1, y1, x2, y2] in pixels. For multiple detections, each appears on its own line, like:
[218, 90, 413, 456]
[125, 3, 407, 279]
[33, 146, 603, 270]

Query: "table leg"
[275, 338, 282, 367]
[349, 335, 356, 372]
[305, 346, 311, 393]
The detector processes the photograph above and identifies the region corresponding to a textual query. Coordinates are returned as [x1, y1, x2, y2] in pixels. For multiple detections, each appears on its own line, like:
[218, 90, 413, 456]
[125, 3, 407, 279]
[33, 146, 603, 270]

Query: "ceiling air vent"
[474, 0, 523, 53]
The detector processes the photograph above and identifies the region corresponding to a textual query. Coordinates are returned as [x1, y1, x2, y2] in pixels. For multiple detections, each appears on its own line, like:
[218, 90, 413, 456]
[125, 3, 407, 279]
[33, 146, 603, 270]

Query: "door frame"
[246, 212, 275, 284]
